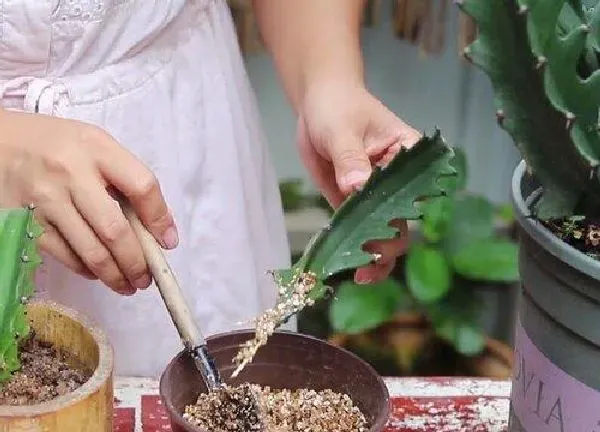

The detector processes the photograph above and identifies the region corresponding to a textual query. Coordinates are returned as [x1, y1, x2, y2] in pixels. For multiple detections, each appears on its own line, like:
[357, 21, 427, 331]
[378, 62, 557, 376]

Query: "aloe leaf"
[276, 129, 455, 293]
[0, 208, 42, 383]
[458, 0, 600, 218]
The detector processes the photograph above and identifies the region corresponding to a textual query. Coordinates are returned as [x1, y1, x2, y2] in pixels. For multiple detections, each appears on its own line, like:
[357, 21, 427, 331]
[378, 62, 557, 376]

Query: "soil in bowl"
[0, 331, 91, 406]
[183, 383, 368, 432]
[542, 216, 600, 259]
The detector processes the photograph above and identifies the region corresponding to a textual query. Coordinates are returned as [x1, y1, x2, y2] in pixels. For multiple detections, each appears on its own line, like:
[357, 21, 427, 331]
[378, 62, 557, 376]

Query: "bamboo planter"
[0, 300, 114, 432]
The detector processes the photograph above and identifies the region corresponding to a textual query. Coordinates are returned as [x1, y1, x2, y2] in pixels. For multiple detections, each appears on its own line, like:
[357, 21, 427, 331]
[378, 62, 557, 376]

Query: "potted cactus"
[0, 207, 113, 431]
[458, 1, 600, 430]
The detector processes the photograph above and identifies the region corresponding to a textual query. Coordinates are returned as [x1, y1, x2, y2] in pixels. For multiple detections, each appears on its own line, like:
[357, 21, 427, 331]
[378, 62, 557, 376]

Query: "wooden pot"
[329, 313, 513, 379]
[0, 300, 114, 432]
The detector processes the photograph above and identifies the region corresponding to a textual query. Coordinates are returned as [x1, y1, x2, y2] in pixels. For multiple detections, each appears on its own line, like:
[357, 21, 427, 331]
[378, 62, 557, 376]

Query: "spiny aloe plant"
[457, 0, 600, 219]
[0, 207, 42, 384]
[232, 130, 456, 375]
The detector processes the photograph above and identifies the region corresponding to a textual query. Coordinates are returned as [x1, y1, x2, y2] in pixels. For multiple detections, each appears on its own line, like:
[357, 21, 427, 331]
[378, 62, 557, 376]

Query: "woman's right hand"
[0, 109, 178, 296]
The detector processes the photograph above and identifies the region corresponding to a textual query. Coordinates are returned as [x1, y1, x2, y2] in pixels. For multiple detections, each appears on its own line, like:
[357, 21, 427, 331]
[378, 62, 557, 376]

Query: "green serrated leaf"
[439, 147, 468, 193]
[329, 279, 405, 334]
[458, 0, 600, 218]
[451, 239, 520, 282]
[406, 244, 451, 303]
[276, 130, 455, 297]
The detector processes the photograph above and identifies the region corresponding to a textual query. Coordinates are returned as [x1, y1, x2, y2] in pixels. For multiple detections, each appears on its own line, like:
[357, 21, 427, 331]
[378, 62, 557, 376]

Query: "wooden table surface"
[113, 376, 511, 431]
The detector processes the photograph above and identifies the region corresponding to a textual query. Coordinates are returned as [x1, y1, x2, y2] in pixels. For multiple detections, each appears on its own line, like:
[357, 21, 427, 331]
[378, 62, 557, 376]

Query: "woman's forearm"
[252, 0, 365, 111]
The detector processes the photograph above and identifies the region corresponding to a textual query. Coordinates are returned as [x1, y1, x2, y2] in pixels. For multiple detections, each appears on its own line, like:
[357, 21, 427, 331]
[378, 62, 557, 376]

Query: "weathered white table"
[114, 376, 511, 431]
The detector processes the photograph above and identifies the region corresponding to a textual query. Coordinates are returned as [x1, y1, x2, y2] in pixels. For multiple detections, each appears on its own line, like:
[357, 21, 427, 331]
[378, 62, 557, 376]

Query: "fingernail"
[355, 271, 372, 285]
[341, 171, 371, 191]
[117, 283, 136, 296]
[162, 227, 179, 249]
[133, 274, 151, 289]
[122, 288, 136, 297]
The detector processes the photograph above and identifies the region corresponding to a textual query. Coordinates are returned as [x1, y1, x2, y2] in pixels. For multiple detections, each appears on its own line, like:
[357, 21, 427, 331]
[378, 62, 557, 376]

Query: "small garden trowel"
[120, 201, 223, 391]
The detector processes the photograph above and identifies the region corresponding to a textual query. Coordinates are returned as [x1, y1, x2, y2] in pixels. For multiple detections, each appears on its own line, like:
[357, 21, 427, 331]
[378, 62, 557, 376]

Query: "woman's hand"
[0, 109, 177, 295]
[297, 81, 421, 285]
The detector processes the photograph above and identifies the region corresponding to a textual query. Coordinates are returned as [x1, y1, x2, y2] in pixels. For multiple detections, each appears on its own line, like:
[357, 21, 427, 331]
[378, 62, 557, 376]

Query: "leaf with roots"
[229, 130, 457, 377]
[275, 129, 456, 301]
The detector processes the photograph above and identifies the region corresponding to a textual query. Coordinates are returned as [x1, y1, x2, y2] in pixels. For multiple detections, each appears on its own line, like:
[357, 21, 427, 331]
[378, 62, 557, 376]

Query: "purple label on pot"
[511, 320, 600, 432]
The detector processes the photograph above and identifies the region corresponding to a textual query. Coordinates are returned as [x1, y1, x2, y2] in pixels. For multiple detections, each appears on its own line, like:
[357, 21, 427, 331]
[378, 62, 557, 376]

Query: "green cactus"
[275, 129, 456, 306]
[0, 207, 42, 384]
[457, 0, 600, 219]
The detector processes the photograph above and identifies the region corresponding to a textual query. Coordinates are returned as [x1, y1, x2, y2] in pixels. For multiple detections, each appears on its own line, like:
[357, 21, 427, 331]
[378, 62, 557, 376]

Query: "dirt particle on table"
[0, 333, 91, 406]
[184, 384, 368, 432]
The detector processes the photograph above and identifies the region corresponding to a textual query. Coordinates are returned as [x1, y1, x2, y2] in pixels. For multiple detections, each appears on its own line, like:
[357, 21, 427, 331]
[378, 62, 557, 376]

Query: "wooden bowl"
[0, 300, 114, 431]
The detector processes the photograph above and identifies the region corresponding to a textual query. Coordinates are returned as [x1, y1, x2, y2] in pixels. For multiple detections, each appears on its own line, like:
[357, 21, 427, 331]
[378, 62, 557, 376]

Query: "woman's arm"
[252, 0, 365, 110]
[252, 1, 421, 286]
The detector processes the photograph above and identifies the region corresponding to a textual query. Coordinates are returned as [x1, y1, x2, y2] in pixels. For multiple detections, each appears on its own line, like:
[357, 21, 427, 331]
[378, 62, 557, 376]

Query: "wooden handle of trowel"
[120, 201, 205, 350]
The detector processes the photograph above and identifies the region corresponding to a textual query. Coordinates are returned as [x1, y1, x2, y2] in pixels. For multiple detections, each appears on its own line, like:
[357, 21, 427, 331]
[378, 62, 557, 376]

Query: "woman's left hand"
[297, 81, 422, 285]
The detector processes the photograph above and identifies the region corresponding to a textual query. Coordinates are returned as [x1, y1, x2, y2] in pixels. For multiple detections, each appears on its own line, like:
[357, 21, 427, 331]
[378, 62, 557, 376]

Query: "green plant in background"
[0, 207, 42, 383]
[279, 179, 333, 216]
[278, 179, 306, 212]
[457, 0, 600, 220]
[329, 147, 519, 359]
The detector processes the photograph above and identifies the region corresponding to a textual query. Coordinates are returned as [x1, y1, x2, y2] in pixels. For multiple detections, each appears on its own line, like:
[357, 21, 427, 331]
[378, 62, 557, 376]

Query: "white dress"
[0, 0, 292, 377]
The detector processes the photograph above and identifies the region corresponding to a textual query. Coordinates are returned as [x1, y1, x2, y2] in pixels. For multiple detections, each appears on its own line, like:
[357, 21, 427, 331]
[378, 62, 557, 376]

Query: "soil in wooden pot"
[0, 300, 114, 432]
[0, 332, 91, 406]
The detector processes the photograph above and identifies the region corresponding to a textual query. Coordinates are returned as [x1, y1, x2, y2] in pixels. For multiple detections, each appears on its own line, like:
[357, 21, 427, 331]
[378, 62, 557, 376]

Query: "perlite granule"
[231, 271, 319, 378]
[183, 384, 368, 432]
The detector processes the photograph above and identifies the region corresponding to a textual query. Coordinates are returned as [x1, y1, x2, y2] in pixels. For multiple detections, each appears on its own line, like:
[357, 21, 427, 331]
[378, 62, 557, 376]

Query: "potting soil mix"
[183, 383, 368, 432]
[0, 334, 90, 405]
[231, 271, 318, 378]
